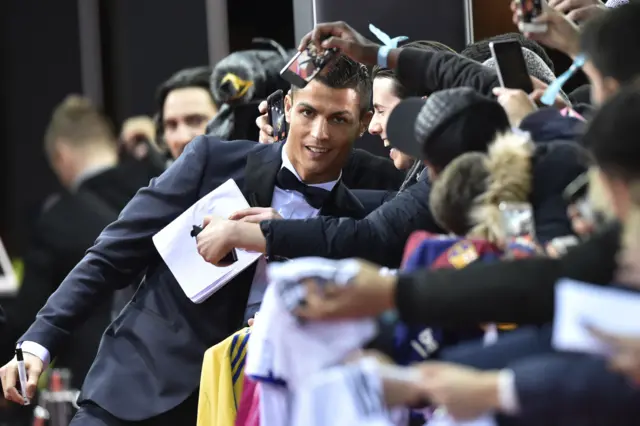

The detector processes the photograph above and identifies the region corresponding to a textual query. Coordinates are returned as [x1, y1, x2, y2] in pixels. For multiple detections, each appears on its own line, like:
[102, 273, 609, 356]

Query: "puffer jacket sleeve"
[395, 48, 500, 97]
[260, 179, 442, 268]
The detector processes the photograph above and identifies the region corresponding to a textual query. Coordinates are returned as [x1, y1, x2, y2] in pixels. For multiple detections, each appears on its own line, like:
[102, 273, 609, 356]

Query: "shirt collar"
[280, 145, 341, 191]
[71, 164, 115, 192]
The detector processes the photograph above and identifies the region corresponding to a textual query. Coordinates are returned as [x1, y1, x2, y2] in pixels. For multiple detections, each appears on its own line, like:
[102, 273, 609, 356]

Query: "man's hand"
[588, 327, 640, 384]
[256, 100, 274, 144]
[530, 76, 571, 109]
[549, 0, 607, 22]
[0, 353, 44, 404]
[511, 1, 581, 58]
[299, 21, 380, 66]
[228, 207, 283, 223]
[492, 87, 538, 127]
[196, 215, 237, 266]
[418, 362, 501, 421]
[295, 259, 396, 320]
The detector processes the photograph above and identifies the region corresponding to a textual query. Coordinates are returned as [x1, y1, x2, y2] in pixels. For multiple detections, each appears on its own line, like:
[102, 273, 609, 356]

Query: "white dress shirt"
[21, 147, 340, 367]
[245, 148, 339, 310]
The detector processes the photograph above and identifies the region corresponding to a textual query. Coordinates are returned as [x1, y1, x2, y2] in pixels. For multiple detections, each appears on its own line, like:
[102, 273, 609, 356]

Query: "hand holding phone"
[489, 40, 534, 93]
[280, 41, 338, 88]
[267, 90, 287, 142]
[499, 202, 536, 240]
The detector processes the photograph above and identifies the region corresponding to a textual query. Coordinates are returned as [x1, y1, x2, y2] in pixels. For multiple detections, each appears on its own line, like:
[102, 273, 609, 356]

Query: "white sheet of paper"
[152, 179, 262, 303]
[553, 279, 640, 355]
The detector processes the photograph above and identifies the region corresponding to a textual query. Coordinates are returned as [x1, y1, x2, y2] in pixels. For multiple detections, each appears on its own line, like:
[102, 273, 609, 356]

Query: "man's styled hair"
[44, 95, 116, 158]
[292, 55, 372, 114]
[371, 40, 456, 99]
[581, 3, 640, 84]
[461, 32, 554, 73]
[429, 152, 490, 236]
[155, 66, 215, 141]
[583, 86, 640, 181]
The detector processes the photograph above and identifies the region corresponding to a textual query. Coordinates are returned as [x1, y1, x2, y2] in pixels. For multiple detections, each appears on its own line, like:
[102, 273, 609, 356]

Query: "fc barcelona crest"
[447, 240, 479, 269]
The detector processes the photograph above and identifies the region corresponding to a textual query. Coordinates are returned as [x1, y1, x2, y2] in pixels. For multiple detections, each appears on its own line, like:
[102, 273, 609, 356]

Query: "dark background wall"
[0, 0, 294, 257]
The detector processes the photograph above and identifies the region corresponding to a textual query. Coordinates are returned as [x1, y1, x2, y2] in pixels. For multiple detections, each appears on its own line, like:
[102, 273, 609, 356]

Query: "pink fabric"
[560, 107, 586, 122]
[235, 376, 260, 426]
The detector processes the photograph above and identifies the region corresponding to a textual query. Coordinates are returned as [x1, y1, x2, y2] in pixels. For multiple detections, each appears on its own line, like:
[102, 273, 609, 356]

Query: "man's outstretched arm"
[19, 136, 213, 359]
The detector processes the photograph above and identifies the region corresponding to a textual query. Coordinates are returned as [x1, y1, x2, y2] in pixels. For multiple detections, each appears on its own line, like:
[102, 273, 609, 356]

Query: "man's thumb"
[202, 215, 213, 227]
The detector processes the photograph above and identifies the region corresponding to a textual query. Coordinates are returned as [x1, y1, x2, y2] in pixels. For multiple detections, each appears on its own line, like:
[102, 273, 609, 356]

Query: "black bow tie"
[276, 168, 332, 209]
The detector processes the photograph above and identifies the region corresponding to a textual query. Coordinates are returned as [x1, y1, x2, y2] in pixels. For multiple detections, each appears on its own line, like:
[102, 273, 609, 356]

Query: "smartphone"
[267, 90, 287, 142]
[489, 40, 534, 93]
[280, 42, 338, 88]
[499, 202, 536, 240]
[516, 0, 547, 33]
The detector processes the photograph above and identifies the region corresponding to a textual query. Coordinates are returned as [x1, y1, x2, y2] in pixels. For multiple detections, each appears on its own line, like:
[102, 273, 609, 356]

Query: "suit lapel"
[243, 142, 283, 207]
[321, 181, 367, 219]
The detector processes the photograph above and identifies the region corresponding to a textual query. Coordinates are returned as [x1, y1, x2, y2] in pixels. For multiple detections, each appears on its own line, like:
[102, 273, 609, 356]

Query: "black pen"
[15, 346, 30, 405]
[190, 225, 203, 238]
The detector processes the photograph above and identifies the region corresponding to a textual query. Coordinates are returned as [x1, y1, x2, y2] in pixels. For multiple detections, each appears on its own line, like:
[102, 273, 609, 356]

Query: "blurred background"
[0, 0, 295, 258]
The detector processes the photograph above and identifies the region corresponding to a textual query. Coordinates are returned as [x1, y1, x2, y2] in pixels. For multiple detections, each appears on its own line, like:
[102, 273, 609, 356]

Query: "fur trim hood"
[467, 131, 535, 244]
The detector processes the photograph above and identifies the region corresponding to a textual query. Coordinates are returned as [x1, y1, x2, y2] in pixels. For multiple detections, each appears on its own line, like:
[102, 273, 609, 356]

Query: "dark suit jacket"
[4, 163, 154, 389]
[20, 138, 365, 420]
[441, 327, 640, 426]
[507, 352, 640, 426]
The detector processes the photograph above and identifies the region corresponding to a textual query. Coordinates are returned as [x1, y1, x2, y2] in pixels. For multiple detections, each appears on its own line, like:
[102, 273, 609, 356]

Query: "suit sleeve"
[395, 48, 500, 97]
[19, 136, 211, 355]
[394, 222, 620, 326]
[509, 353, 640, 423]
[261, 179, 442, 268]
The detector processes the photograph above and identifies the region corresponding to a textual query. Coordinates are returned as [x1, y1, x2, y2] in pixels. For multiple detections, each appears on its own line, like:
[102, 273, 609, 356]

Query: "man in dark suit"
[0, 56, 370, 425]
[2, 95, 155, 389]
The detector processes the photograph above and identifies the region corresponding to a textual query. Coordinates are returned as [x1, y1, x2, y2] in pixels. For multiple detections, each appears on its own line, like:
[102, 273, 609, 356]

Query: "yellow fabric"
[197, 328, 251, 426]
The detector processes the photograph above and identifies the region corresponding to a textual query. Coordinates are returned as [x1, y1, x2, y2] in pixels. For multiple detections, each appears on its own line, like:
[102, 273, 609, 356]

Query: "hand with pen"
[195, 209, 281, 266]
[0, 347, 43, 405]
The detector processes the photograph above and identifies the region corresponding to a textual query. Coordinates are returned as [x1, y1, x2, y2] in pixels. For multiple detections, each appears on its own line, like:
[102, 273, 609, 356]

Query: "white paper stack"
[153, 179, 262, 303]
[553, 279, 640, 355]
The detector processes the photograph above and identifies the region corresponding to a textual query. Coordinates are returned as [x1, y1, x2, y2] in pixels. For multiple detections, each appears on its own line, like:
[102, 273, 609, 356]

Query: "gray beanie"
[606, 0, 628, 8]
[483, 47, 569, 103]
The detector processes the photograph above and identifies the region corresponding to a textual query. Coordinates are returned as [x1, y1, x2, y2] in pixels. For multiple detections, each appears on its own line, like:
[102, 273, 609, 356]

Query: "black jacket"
[345, 149, 405, 191]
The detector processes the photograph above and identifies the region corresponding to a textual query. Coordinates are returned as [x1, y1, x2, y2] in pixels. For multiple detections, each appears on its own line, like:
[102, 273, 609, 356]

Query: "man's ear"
[360, 110, 373, 136]
[285, 92, 293, 123]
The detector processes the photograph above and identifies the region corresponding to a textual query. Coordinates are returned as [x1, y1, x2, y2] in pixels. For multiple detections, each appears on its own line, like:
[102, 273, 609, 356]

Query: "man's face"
[284, 80, 369, 184]
[369, 77, 414, 171]
[162, 87, 218, 159]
